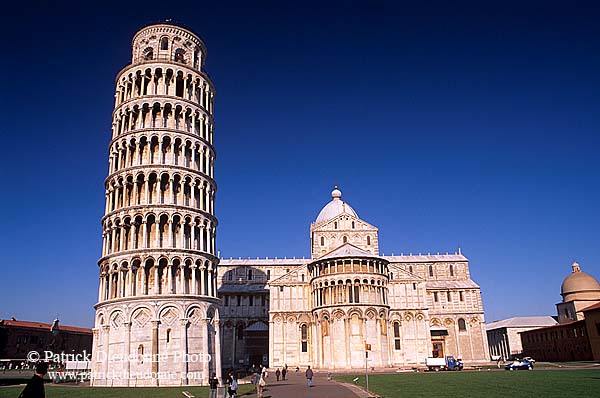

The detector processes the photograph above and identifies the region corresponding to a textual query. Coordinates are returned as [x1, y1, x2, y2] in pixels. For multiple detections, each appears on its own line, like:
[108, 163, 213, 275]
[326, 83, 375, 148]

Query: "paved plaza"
[248, 371, 363, 398]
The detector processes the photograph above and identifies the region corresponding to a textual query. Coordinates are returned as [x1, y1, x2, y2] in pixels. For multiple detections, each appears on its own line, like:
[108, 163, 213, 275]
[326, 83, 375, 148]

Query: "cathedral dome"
[315, 187, 358, 223]
[561, 261, 600, 302]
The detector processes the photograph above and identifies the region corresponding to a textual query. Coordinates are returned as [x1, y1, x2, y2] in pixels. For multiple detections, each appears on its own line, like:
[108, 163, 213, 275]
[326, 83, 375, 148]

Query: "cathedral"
[91, 22, 489, 388]
[219, 187, 490, 370]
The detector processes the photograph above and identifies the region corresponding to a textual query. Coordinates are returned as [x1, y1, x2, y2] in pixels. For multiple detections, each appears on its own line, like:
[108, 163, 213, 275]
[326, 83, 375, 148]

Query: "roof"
[315, 187, 358, 223]
[318, 243, 383, 261]
[582, 302, 600, 312]
[219, 258, 307, 266]
[485, 316, 557, 331]
[426, 280, 480, 290]
[245, 322, 269, 332]
[385, 253, 468, 263]
[217, 284, 269, 294]
[519, 319, 584, 333]
[0, 319, 92, 334]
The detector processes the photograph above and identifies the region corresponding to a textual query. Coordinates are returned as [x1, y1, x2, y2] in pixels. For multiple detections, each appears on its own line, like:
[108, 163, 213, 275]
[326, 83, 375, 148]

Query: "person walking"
[227, 372, 238, 398]
[281, 366, 287, 381]
[305, 365, 314, 388]
[275, 368, 281, 381]
[256, 371, 267, 398]
[18, 361, 48, 398]
[208, 372, 219, 398]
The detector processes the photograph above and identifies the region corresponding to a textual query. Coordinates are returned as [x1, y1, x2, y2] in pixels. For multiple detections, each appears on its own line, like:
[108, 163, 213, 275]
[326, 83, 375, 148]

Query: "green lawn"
[0, 383, 255, 398]
[336, 369, 600, 398]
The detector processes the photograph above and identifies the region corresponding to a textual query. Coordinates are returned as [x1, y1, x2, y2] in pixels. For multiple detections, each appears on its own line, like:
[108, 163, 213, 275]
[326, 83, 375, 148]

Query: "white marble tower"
[91, 23, 221, 387]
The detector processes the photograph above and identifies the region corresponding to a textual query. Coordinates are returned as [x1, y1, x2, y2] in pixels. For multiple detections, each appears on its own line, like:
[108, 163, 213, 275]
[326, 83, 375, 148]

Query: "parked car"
[505, 358, 534, 371]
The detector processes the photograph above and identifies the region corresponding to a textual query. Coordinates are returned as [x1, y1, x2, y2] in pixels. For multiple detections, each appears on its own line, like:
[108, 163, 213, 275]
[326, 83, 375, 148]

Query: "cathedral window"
[138, 345, 144, 363]
[366, 236, 371, 245]
[280, 286, 284, 292]
[413, 283, 417, 290]
[429, 265, 434, 277]
[321, 236, 325, 246]
[321, 318, 329, 336]
[353, 285, 360, 303]
[447, 291, 451, 302]
[166, 328, 171, 343]
[449, 264, 454, 277]
[458, 318, 467, 331]
[352, 221, 355, 229]
[224, 295, 229, 306]
[249, 296, 254, 306]
[343, 236, 348, 244]
[334, 222, 338, 229]
[143, 47, 154, 60]
[267, 270, 271, 280]
[228, 271, 233, 281]
[248, 269, 253, 280]
[237, 324, 244, 340]
[459, 291, 464, 301]
[262, 295, 266, 306]
[409, 265, 413, 273]
[160, 37, 169, 50]
[237, 295, 241, 306]
[300, 324, 308, 352]
[174, 48, 186, 63]
[301, 274, 305, 282]
[433, 292, 438, 302]
[393, 322, 401, 350]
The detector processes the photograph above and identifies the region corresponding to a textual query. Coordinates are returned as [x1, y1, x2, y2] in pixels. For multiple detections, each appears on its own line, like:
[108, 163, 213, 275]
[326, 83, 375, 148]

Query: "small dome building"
[557, 261, 600, 323]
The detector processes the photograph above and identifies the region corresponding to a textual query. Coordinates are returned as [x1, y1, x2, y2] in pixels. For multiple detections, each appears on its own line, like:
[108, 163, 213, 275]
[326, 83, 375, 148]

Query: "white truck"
[425, 356, 463, 371]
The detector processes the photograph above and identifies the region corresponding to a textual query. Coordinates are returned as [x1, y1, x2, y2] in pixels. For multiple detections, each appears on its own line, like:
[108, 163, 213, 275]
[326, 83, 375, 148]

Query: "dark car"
[505, 359, 534, 371]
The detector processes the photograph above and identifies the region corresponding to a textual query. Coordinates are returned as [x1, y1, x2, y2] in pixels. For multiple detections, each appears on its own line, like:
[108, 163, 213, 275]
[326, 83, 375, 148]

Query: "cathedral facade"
[218, 187, 490, 370]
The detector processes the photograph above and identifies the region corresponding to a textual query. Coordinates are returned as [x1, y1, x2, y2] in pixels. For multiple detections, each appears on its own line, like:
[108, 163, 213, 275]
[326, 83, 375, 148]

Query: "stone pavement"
[243, 370, 364, 398]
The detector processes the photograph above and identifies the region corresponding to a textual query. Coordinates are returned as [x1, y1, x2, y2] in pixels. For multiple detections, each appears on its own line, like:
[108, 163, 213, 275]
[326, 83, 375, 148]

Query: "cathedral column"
[107, 271, 114, 299]
[167, 219, 173, 248]
[154, 264, 160, 294]
[151, 320, 159, 386]
[344, 317, 350, 368]
[167, 264, 173, 294]
[180, 319, 189, 385]
[124, 321, 131, 385]
[102, 325, 110, 385]
[200, 266, 206, 295]
[268, 319, 274, 367]
[178, 264, 185, 294]
[98, 276, 104, 302]
[202, 319, 210, 384]
[191, 264, 197, 294]
[208, 268, 214, 296]
[214, 314, 222, 384]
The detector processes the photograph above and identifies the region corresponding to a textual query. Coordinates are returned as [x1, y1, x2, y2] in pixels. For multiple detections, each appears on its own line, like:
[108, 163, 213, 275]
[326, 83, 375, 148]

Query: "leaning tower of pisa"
[91, 23, 221, 387]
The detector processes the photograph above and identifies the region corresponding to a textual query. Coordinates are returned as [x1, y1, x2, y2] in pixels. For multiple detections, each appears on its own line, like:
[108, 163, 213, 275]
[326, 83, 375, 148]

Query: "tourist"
[256, 370, 267, 398]
[227, 372, 238, 398]
[281, 366, 287, 381]
[208, 372, 219, 398]
[18, 361, 48, 398]
[275, 368, 281, 381]
[305, 365, 313, 387]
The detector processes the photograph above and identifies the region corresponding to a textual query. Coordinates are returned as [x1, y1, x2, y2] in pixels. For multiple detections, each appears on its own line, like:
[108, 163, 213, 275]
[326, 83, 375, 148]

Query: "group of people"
[218, 363, 314, 397]
[208, 371, 239, 398]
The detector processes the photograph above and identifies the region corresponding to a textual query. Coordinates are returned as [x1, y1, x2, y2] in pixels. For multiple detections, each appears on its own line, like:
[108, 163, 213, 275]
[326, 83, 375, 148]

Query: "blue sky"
[0, 1, 599, 327]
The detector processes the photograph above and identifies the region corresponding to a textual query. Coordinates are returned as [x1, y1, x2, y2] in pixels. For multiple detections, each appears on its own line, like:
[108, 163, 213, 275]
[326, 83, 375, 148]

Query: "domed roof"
[561, 261, 600, 298]
[315, 186, 358, 223]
